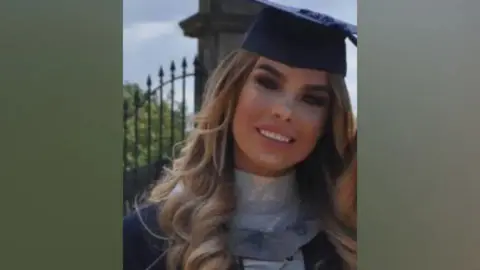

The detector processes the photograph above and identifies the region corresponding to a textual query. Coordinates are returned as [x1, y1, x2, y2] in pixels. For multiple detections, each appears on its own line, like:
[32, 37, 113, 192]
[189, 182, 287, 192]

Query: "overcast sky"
[123, 0, 357, 113]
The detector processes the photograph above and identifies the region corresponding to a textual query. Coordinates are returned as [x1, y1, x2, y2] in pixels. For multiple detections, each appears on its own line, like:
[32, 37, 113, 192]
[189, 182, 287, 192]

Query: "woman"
[124, 1, 357, 269]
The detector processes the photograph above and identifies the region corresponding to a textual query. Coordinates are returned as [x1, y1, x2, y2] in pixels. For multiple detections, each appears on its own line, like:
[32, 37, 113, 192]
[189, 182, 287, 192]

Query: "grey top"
[228, 169, 322, 269]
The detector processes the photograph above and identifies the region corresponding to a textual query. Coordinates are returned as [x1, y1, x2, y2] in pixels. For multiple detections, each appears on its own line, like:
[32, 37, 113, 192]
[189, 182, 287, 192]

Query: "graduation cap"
[241, 0, 357, 77]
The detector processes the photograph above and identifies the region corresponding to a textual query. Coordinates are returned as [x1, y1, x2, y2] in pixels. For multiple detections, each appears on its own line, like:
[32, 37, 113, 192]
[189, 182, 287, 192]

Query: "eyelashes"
[253, 75, 330, 107]
[255, 76, 278, 90]
[303, 95, 329, 106]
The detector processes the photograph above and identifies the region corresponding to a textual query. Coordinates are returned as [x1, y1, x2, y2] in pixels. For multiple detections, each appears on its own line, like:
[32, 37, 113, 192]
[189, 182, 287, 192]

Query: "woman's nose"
[271, 98, 293, 122]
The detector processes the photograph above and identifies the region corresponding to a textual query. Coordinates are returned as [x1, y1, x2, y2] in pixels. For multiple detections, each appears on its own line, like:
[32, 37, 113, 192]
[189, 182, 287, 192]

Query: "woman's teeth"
[259, 129, 292, 143]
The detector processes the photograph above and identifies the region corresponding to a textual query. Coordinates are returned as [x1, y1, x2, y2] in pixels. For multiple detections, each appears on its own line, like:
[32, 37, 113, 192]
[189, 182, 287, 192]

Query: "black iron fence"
[123, 56, 206, 215]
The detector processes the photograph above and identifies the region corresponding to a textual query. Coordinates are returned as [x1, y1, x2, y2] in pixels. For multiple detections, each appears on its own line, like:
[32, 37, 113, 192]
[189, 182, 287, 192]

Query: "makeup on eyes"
[252, 72, 330, 108]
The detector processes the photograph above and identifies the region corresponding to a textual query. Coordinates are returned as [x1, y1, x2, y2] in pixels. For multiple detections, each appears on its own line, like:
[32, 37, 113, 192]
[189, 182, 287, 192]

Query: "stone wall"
[179, 0, 263, 110]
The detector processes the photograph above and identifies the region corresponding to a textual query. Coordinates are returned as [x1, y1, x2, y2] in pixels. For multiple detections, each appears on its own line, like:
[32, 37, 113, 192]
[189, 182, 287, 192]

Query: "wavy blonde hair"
[148, 49, 357, 270]
[325, 132, 357, 270]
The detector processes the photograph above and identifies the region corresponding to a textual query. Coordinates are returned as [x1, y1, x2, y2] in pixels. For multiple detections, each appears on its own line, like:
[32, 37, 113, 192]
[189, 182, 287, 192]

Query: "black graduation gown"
[123, 204, 343, 270]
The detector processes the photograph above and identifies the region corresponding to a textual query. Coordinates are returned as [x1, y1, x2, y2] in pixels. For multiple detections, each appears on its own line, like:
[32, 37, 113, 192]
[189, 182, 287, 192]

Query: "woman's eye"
[255, 76, 279, 90]
[303, 95, 329, 107]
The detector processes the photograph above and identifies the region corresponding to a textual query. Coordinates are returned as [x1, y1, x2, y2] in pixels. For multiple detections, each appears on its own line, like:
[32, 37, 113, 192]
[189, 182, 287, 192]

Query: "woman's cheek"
[295, 103, 327, 126]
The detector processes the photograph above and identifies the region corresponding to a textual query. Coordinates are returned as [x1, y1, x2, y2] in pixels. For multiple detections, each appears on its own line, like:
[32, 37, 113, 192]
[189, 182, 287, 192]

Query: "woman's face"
[232, 57, 331, 176]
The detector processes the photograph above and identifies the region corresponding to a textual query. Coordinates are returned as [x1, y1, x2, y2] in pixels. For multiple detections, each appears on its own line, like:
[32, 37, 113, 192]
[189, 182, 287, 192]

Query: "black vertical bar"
[123, 100, 129, 171]
[146, 75, 152, 178]
[170, 61, 175, 156]
[158, 67, 164, 159]
[123, 99, 129, 215]
[193, 56, 203, 113]
[181, 57, 187, 140]
[133, 90, 140, 182]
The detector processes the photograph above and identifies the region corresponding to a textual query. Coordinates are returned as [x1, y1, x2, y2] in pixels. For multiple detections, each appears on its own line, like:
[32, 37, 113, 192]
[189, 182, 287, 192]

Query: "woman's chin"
[248, 153, 294, 175]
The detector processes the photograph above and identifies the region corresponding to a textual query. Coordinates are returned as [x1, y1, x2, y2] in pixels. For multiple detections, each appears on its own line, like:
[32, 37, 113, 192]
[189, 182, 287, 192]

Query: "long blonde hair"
[326, 133, 357, 270]
[147, 49, 357, 270]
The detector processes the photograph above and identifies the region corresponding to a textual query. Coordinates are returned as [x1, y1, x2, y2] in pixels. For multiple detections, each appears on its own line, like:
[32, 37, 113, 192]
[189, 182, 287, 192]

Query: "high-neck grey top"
[228, 169, 322, 270]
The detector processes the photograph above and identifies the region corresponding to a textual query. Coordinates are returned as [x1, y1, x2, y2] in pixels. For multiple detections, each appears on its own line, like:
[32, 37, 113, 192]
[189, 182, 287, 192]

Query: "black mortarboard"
[241, 0, 357, 77]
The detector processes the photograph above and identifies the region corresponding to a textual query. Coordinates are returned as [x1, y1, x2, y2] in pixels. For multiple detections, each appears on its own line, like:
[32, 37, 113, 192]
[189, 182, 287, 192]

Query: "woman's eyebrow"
[302, 84, 331, 93]
[256, 63, 285, 80]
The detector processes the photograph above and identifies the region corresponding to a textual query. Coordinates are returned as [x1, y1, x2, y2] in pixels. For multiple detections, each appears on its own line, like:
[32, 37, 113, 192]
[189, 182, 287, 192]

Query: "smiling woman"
[233, 58, 333, 177]
[123, 0, 357, 270]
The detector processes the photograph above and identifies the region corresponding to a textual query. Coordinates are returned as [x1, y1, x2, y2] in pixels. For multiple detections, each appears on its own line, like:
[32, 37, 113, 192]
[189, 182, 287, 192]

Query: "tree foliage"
[123, 83, 188, 171]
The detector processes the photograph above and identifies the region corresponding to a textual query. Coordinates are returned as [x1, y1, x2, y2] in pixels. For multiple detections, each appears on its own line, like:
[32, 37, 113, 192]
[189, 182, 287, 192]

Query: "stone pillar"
[179, 0, 262, 112]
